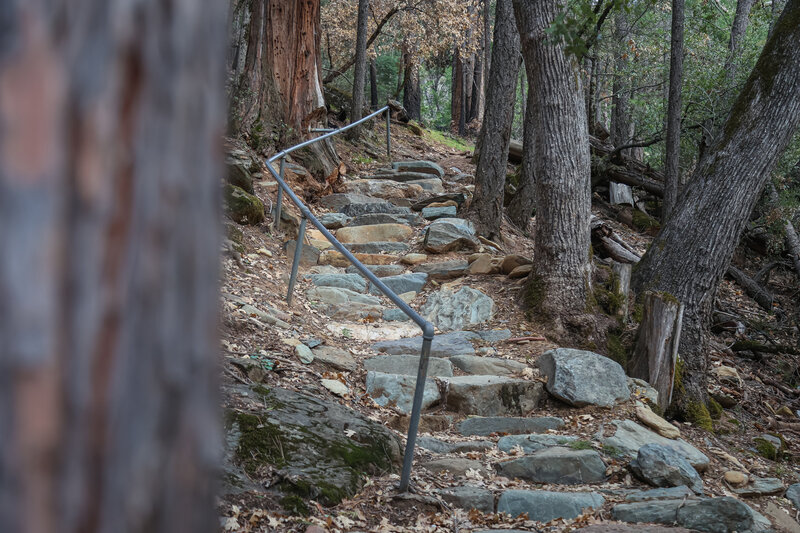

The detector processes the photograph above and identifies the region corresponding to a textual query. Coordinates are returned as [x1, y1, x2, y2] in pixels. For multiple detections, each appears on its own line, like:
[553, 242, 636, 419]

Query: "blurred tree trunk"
[0, 1, 225, 532]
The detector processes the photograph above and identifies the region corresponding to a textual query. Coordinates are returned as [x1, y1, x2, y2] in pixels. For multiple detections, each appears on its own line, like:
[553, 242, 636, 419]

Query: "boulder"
[497, 490, 605, 522]
[497, 447, 607, 484]
[459, 416, 564, 437]
[443, 376, 544, 416]
[368, 273, 428, 295]
[538, 348, 630, 407]
[421, 286, 495, 331]
[424, 218, 480, 253]
[422, 205, 458, 220]
[224, 184, 265, 225]
[602, 420, 710, 471]
[319, 212, 351, 229]
[364, 354, 453, 377]
[335, 223, 413, 244]
[371, 330, 479, 357]
[284, 240, 320, 267]
[500, 254, 532, 274]
[412, 260, 469, 280]
[309, 273, 368, 293]
[497, 433, 579, 454]
[450, 355, 527, 376]
[438, 486, 494, 513]
[630, 444, 704, 494]
[365, 371, 440, 414]
[392, 160, 445, 178]
[732, 477, 785, 497]
[311, 345, 357, 372]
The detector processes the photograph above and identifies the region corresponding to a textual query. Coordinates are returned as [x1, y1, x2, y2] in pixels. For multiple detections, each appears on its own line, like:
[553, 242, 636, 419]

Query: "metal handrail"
[263, 104, 432, 492]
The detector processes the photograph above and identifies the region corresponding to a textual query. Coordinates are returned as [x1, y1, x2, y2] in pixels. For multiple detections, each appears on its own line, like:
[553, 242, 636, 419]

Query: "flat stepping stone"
[365, 371, 439, 414]
[412, 193, 467, 210]
[341, 179, 424, 200]
[416, 436, 493, 454]
[450, 355, 527, 376]
[348, 212, 423, 227]
[412, 259, 469, 280]
[442, 376, 544, 416]
[284, 240, 321, 267]
[424, 218, 479, 253]
[367, 171, 438, 183]
[421, 458, 488, 477]
[382, 308, 411, 322]
[602, 420, 710, 471]
[788, 483, 800, 510]
[319, 212, 351, 229]
[343, 241, 410, 254]
[459, 416, 565, 436]
[339, 202, 412, 217]
[319, 193, 385, 210]
[475, 329, 513, 343]
[346, 264, 406, 277]
[364, 354, 453, 377]
[335, 223, 413, 244]
[631, 444, 704, 494]
[421, 286, 495, 332]
[407, 178, 444, 193]
[732, 477, 785, 497]
[438, 486, 494, 513]
[422, 205, 458, 220]
[497, 490, 605, 522]
[539, 348, 631, 407]
[305, 286, 383, 319]
[371, 331, 479, 357]
[624, 486, 695, 502]
[319, 250, 401, 266]
[392, 160, 445, 178]
[497, 433, 579, 454]
[497, 447, 607, 484]
[612, 497, 765, 532]
[369, 273, 428, 295]
[309, 273, 367, 293]
[311, 345, 357, 372]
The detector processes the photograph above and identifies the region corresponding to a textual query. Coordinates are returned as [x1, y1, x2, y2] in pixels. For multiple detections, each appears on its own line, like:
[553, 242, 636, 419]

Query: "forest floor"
[217, 119, 800, 533]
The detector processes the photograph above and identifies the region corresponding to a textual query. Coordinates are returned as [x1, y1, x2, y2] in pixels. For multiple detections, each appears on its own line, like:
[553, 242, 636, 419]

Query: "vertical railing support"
[274, 157, 286, 231]
[385, 109, 391, 158]
[286, 215, 307, 306]
[398, 329, 434, 492]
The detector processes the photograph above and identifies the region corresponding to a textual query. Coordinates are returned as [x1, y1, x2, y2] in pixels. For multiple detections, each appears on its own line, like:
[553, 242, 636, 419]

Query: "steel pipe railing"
[263, 104, 432, 492]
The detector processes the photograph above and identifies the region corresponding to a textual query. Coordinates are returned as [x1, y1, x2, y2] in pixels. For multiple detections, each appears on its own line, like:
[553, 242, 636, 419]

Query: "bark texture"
[403, 57, 421, 122]
[0, 1, 225, 532]
[514, 0, 592, 317]
[632, 0, 800, 410]
[724, 0, 757, 83]
[370, 57, 379, 110]
[507, 89, 536, 231]
[662, 0, 685, 220]
[347, 0, 370, 139]
[469, 0, 522, 239]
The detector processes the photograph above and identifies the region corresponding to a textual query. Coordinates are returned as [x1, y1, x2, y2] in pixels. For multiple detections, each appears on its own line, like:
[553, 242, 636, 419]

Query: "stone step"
[601, 419, 710, 471]
[347, 212, 423, 227]
[611, 497, 771, 533]
[441, 375, 543, 416]
[412, 259, 469, 280]
[345, 264, 406, 277]
[421, 286, 495, 332]
[458, 416, 565, 437]
[319, 212, 351, 229]
[319, 250, 402, 267]
[392, 160, 445, 179]
[437, 486, 494, 513]
[411, 192, 467, 211]
[422, 205, 457, 220]
[497, 433, 579, 454]
[341, 179, 424, 200]
[416, 436, 493, 454]
[424, 218, 479, 253]
[343, 241, 410, 254]
[305, 286, 383, 320]
[319, 193, 386, 210]
[335, 223, 413, 244]
[407, 178, 444, 193]
[363, 354, 453, 377]
[371, 330, 480, 357]
[421, 457, 489, 477]
[309, 273, 368, 293]
[496, 447, 607, 485]
[365, 371, 439, 414]
[449, 355, 528, 376]
[366, 171, 438, 183]
[497, 490, 605, 523]
[339, 202, 413, 217]
[368, 273, 428, 295]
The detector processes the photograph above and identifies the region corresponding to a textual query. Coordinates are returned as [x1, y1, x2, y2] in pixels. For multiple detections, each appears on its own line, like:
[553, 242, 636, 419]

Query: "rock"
[636, 402, 680, 439]
[787, 483, 800, 510]
[224, 184, 265, 225]
[613, 498, 765, 532]
[723, 470, 749, 487]
[407, 178, 444, 192]
[319, 212, 351, 229]
[344, 241, 410, 254]
[310, 273, 368, 293]
[335, 223, 413, 244]
[497, 490, 605, 522]
[713, 365, 742, 385]
[369, 171, 438, 183]
[422, 458, 488, 477]
[476, 329, 513, 343]
[382, 308, 411, 321]
[732, 477, 785, 497]
[295, 344, 315, 364]
[341, 179, 424, 200]
[421, 286, 495, 331]
[401, 253, 428, 265]
[284, 240, 321, 267]
[624, 486, 695, 502]
[459, 416, 565, 437]
[602, 420, 710, 471]
[450, 355, 527, 376]
[371, 330, 479, 357]
[319, 250, 401, 266]
[339, 201, 412, 217]
[417, 436, 494, 454]
[305, 286, 383, 319]
[764, 502, 800, 533]
[576, 526, 694, 533]
[424, 218, 479, 253]
[319, 193, 384, 210]
[438, 486, 494, 513]
[612, 500, 686, 525]
[226, 385, 401, 506]
[628, 377, 660, 406]
[497, 447, 607, 484]
[508, 264, 533, 279]
[345, 264, 406, 277]
[364, 354, 453, 377]
[497, 434, 579, 454]
[422, 205, 457, 220]
[443, 376, 544, 416]
[411, 193, 467, 210]
[368, 273, 428, 295]
[500, 254, 532, 274]
[392, 160, 445, 178]
[226, 158, 254, 193]
[538, 348, 631, 407]
[311, 345, 357, 372]
[348, 212, 422, 227]
[757, 433, 782, 450]
[365, 371, 440, 414]
[321, 379, 348, 396]
[630, 444, 704, 494]
[412, 259, 469, 280]
[467, 253, 495, 274]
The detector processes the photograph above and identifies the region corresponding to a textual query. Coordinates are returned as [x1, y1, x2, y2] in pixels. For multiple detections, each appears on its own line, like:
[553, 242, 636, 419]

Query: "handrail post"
[274, 157, 286, 231]
[385, 109, 391, 158]
[286, 215, 307, 306]
[398, 327, 434, 492]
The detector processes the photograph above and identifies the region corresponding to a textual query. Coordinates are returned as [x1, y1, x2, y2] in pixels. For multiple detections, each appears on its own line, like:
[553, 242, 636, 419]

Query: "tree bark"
[724, 0, 757, 83]
[370, 56, 379, 110]
[403, 55, 422, 122]
[662, 0, 685, 221]
[632, 0, 800, 412]
[451, 48, 464, 133]
[0, 1, 225, 531]
[726, 265, 774, 311]
[347, 0, 370, 140]
[468, 0, 522, 240]
[514, 0, 592, 318]
[233, 0, 265, 131]
[768, 183, 800, 278]
[507, 88, 536, 231]
[611, 12, 631, 153]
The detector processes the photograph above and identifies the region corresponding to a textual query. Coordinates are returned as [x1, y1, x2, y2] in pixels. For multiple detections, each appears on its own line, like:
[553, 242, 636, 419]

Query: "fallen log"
[726, 265, 774, 311]
[590, 217, 642, 264]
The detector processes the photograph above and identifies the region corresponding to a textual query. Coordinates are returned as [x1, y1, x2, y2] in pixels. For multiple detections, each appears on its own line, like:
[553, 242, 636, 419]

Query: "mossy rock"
[224, 184, 265, 225]
[632, 210, 660, 232]
[226, 159, 254, 194]
[407, 120, 424, 136]
[685, 401, 714, 432]
[225, 385, 401, 513]
[754, 437, 778, 461]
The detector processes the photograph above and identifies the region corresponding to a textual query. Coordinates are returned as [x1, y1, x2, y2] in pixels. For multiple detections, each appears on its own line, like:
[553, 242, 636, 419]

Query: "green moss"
[232, 412, 292, 473]
[754, 438, 778, 461]
[673, 357, 685, 395]
[708, 397, 723, 420]
[606, 331, 628, 368]
[280, 494, 310, 516]
[224, 183, 265, 225]
[569, 440, 593, 450]
[631, 302, 644, 323]
[328, 438, 394, 473]
[523, 274, 548, 317]
[602, 444, 623, 458]
[632, 210, 660, 232]
[686, 401, 714, 431]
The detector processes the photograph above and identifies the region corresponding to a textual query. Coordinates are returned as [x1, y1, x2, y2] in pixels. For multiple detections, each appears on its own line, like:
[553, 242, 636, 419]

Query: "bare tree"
[663, 0, 685, 220]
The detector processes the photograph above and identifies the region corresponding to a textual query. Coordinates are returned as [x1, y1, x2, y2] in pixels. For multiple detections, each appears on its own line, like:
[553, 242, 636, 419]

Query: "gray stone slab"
[371, 331, 479, 357]
[787, 483, 800, 510]
[539, 348, 631, 407]
[624, 486, 695, 502]
[346, 264, 406, 277]
[368, 273, 428, 295]
[497, 490, 605, 522]
[496, 447, 607, 484]
[348, 212, 423, 227]
[365, 371, 439, 414]
[417, 436, 494, 454]
[311, 345, 357, 372]
[364, 354, 453, 377]
[459, 416, 565, 437]
[443, 375, 544, 416]
[382, 308, 412, 322]
[412, 260, 469, 280]
[319, 212, 351, 229]
[319, 193, 385, 210]
[421, 286, 495, 331]
[309, 273, 368, 293]
[497, 434, 579, 454]
[343, 241, 410, 254]
[392, 160, 445, 179]
[422, 205, 457, 220]
[438, 486, 494, 513]
[339, 202, 412, 216]
[631, 444, 704, 494]
[602, 420, 710, 471]
[450, 355, 528, 376]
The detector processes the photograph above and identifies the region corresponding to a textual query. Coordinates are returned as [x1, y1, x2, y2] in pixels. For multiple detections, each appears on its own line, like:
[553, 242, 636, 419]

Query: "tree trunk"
[261, 0, 338, 177]
[662, 0, 685, 221]
[726, 265, 774, 311]
[451, 48, 464, 133]
[768, 183, 800, 278]
[347, 0, 370, 140]
[724, 0, 757, 83]
[629, 293, 684, 412]
[370, 56, 379, 110]
[233, 0, 265, 131]
[610, 12, 631, 153]
[514, 0, 592, 319]
[469, 53, 483, 123]
[477, 0, 491, 123]
[612, 261, 632, 320]
[468, 0, 522, 240]
[0, 1, 224, 531]
[507, 88, 536, 231]
[632, 0, 800, 414]
[403, 56, 422, 122]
